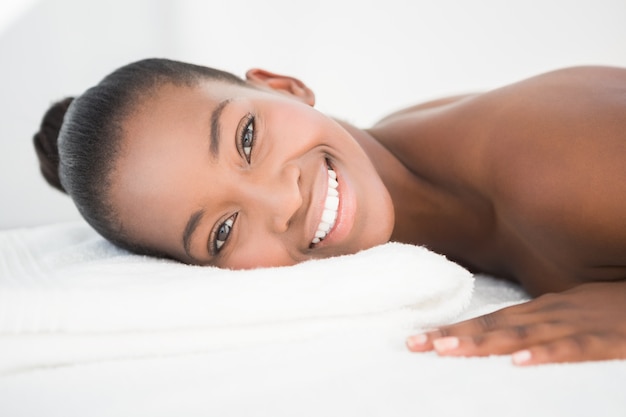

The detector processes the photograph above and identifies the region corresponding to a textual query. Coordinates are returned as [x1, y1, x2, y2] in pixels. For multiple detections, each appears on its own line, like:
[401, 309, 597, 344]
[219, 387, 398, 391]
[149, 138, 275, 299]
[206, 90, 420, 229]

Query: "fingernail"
[512, 350, 532, 365]
[433, 337, 459, 352]
[406, 334, 428, 350]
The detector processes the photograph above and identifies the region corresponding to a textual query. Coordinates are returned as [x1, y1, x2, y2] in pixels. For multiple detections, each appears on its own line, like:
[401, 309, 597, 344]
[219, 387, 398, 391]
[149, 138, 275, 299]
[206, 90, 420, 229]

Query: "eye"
[239, 114, 255, 163]
[211, 213, 237, 254]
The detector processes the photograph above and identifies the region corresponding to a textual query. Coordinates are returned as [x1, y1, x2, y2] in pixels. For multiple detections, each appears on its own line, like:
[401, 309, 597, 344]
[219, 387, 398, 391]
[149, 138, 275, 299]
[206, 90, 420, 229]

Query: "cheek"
[222, 238, 299, 269]
[271, 103, 327, 141]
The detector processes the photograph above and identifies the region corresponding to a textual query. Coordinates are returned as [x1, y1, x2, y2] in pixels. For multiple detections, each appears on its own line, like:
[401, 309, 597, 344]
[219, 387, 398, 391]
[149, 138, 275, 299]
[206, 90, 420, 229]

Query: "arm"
[404, 66, 626, 365]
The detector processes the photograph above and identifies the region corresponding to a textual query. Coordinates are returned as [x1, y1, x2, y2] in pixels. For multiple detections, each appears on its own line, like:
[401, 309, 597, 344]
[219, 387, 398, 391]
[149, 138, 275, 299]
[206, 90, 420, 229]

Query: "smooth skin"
[111, 65, 626, 366]
[112, 70, 395, 269]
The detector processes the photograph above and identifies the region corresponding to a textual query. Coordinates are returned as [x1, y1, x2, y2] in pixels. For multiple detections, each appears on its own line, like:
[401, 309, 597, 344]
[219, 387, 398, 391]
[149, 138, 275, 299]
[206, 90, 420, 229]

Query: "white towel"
[0, 221, 473, 373]
[4, 224, 623, 417]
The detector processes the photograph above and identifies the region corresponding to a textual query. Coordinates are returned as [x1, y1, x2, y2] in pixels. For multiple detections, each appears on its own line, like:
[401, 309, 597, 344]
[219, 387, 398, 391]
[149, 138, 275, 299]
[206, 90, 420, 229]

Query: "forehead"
[109, 80, 244, 253]
[119, 77, 263, 167]
[140, 79, 248, 112]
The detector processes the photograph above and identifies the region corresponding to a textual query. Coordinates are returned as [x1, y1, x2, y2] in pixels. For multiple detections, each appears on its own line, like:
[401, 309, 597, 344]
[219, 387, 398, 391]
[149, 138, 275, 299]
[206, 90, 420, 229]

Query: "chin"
[363, 223, 395, 250]
[344, 216, 395, 256]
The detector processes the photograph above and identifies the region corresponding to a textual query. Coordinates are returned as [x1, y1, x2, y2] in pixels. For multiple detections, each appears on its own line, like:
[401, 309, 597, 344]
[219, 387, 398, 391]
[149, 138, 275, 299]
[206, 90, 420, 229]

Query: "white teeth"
[321, 209, 335, 223]
[325, 195, 339, 211]
[311, 166, 340, 246]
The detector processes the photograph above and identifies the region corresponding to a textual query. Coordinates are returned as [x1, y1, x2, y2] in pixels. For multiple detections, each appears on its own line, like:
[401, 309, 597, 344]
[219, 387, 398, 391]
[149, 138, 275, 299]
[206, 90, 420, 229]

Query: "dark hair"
[33, 58, 245, 255]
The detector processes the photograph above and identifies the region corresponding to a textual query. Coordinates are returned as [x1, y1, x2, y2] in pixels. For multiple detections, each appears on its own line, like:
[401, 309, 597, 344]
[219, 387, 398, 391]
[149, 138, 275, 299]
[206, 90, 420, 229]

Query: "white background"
[1, 0, 625, 229]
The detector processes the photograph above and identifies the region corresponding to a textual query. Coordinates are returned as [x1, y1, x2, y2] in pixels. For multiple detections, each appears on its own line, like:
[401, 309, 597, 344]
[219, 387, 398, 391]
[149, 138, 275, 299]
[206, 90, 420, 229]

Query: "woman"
[34, 58, 626, 366]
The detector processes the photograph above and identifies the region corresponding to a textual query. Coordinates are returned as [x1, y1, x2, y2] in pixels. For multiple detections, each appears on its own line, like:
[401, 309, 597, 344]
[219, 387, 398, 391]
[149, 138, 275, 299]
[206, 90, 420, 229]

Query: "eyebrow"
[210, 98, 232, 158]
[182, 209, 204, 261]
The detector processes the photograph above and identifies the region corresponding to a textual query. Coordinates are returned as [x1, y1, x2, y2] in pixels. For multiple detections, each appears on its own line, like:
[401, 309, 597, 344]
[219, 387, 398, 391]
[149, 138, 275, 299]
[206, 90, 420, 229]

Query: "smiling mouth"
[310, 161, 339, 247]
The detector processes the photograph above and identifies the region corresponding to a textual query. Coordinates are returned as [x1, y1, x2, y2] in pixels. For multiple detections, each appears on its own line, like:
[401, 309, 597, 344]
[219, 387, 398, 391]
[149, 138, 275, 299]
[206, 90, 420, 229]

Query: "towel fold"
[0, 221, 474, 373]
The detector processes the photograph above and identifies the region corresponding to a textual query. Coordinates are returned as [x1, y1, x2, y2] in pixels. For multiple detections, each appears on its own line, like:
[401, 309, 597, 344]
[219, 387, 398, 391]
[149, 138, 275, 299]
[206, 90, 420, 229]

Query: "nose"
[246, 163, 302, 233]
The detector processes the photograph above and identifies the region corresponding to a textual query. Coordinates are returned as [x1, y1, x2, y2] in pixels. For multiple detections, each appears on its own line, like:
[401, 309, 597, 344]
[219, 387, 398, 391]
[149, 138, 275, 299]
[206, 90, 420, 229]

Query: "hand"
[406, 280, 626, 366]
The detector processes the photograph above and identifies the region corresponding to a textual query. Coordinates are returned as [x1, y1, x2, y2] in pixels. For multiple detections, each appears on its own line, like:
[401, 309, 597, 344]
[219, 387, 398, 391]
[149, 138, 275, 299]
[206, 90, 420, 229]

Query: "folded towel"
[0, 221, 473, 334]
[0, 221, 474, 373]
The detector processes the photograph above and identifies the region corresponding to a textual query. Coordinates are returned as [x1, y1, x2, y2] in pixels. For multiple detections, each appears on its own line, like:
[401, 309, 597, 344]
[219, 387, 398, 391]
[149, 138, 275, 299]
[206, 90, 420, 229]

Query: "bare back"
[365, 66, 626, 295]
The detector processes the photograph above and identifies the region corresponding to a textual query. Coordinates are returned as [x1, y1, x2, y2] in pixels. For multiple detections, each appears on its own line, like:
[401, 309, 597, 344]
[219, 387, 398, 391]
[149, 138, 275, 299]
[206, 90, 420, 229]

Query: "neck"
[336, 119, 493, 269]
[335, 120, 443, 236]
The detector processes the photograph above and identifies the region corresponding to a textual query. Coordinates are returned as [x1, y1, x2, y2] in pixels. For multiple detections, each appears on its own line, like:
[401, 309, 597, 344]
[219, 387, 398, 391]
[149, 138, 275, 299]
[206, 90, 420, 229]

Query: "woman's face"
[111, 70, 394, 268]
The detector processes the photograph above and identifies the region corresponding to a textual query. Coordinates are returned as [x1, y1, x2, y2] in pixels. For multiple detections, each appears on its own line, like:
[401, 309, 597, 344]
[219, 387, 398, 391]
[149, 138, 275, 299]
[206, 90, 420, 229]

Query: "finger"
[406, 333, 435, 352]
[407, 321, 574, 355]
[511, 333, 626, 366]
[437, 303, 542, 333]
[428, 322, 575, 357]
[406, 311, 520, 352]
[406, 297, 575, 353]
[410, 309, 528, 346]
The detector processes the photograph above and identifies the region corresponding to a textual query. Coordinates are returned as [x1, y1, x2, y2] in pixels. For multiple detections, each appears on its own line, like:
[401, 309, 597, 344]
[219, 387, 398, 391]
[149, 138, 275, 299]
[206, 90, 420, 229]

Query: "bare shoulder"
[532, 65, 626, 80]
[372, 66, 626, 127]
[484, 65, 626, 207]
[366, 66, 626, 292]
[482, 65, 626, 286]
[372, 93, 478, 126]
[538, 65, 626, 85]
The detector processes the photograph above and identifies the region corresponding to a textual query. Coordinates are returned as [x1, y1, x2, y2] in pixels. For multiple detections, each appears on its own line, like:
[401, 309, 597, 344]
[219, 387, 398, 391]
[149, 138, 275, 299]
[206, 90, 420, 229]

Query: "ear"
[245, 68, 315, 106]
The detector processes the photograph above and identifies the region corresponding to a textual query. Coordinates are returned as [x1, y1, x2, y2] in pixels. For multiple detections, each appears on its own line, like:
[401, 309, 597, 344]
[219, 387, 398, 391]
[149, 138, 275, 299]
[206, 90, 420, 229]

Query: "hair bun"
[33, 97, 74, 193]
